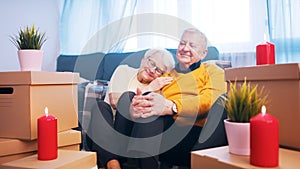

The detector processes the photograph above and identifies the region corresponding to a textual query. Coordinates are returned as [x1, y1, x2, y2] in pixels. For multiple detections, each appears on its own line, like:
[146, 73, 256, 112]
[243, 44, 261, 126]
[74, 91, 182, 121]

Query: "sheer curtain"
[267, 0, 300, 63]
[60, 0, 137, 54]
[60, 0, 276, 68]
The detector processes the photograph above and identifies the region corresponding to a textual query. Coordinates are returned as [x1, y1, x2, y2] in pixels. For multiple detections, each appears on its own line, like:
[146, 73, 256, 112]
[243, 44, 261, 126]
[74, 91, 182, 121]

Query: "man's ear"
[200, 49, 208, 60]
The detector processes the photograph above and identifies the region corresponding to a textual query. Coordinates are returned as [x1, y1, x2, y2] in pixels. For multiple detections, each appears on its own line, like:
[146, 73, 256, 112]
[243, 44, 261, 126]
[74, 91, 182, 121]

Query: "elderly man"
[130, 28, 214, 168]
[107, 28, 226, 169]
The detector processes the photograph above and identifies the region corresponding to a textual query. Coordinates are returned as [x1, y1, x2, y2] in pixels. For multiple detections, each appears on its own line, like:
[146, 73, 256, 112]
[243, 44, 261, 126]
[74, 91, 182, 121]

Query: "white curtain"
[267, 0, 300, 63]
[60, 0, 137, 54]
[60, 0, 270, 67]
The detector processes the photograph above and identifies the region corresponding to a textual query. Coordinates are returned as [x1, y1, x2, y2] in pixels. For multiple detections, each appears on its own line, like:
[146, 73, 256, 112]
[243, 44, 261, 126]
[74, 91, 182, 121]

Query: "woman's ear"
[140, 57, 147, 66]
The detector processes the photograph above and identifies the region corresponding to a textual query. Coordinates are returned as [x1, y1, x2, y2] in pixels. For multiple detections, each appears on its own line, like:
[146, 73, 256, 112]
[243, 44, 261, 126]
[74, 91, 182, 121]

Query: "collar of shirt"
[175, 60, 201, 73]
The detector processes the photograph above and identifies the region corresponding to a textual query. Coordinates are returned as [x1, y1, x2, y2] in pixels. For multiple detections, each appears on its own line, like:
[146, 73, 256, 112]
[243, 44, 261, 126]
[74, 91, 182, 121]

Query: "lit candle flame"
[45, 107, 48, 117]
[261, 105, 266, 116]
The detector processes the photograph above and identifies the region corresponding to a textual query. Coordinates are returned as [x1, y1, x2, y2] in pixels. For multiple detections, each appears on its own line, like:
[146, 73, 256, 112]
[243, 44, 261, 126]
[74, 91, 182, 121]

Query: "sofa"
[56, 46, 229, 118]
[56, 47, 224, 81]
[56, 47, 230, 166]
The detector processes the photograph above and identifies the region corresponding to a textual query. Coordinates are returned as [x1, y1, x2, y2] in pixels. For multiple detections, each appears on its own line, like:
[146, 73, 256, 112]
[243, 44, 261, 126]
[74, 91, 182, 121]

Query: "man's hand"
[130, 88, 150, 119]
[130, 88, 174, 119]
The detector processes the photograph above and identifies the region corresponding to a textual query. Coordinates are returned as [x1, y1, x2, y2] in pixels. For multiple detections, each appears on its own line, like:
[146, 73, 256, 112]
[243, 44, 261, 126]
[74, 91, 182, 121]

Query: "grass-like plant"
[10, 25, 46, 50]
[223, 79, 268, 123]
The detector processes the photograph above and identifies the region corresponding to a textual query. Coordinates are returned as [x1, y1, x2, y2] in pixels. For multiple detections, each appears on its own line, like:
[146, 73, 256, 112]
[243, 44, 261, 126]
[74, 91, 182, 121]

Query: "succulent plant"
[10, 25, 46, 50]
[222, 79, 268, 123]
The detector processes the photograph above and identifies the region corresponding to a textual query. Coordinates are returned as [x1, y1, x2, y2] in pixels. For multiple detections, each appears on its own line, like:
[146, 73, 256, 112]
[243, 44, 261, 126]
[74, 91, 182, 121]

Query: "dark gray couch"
[56, 47, 230, 159]
[56, 46, 229, 125]
[56, 46, 222, 117]
[56, 47, 221, 81]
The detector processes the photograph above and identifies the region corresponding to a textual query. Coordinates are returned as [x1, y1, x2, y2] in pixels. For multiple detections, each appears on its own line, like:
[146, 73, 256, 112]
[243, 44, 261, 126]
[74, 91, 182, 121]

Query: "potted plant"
[10, 25, 47, 71]
[222, 79, 268, 155]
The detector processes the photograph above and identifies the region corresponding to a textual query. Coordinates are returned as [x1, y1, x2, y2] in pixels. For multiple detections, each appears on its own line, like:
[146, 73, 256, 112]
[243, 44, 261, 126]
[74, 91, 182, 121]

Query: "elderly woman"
[88, 48, 175, 169]
[104, 48, 175, 111]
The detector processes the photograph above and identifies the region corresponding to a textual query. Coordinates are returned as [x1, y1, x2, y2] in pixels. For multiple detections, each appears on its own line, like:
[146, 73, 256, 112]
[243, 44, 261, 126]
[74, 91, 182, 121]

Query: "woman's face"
[138, 55, 166, 84]
[176, 31, 207, 69]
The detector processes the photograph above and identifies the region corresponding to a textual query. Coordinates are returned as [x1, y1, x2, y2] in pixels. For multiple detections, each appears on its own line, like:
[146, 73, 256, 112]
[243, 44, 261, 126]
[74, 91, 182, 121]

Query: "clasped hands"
[130, 88, 174, 119]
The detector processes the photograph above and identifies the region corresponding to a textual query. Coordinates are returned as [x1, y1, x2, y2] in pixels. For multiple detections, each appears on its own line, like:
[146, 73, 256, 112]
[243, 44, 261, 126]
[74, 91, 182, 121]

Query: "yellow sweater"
[162, 63, 213, 127]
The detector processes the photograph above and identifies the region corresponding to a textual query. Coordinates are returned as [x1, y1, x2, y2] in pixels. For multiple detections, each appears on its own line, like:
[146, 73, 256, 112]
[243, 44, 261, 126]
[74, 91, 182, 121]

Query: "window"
[124, 0, 266, 53]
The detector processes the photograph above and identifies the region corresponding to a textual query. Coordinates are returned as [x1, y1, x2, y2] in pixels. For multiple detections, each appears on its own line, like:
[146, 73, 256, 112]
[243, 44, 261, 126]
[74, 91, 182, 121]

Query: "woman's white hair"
[143, 48, 175, 72]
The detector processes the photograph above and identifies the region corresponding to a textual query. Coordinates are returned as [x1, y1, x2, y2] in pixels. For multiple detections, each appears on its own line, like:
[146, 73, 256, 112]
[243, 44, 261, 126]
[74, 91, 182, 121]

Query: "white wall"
[0, 0, 60, 72]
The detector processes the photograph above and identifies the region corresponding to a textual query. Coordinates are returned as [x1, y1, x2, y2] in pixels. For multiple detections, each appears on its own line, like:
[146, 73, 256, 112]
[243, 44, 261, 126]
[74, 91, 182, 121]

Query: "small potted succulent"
[10, 25, 47, 71]
[222, 79, 268, 155]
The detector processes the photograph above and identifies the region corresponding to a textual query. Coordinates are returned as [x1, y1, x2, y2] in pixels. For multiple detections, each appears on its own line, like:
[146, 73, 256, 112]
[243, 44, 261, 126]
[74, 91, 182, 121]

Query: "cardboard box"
[224, 63, 300, 150]
[0, 145, 80, 165]
[0, 150, 96, 169]
[191, 146, 300, 169]
[0, 130, 81, 164]
[0, 152, 36, 166]
[58, 144, 80, 151]
[0, 71, 79, 140]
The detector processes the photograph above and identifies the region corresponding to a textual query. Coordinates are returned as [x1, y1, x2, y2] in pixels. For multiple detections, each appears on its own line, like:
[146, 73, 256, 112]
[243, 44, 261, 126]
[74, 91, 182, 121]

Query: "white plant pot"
[17, 50, 43, 71]
[224, 119, 250, 155]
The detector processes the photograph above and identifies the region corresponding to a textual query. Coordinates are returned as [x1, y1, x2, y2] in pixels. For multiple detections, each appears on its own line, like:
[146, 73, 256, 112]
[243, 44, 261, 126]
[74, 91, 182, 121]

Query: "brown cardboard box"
[224, 63, 300, 150]
[58, 144, 80, 151]
[0, 71, 79, 140]
[0, 130, 81, 164]
[191, 146, 300, 169]
[0, 145, 79, 165]
[0, 150, 96, 169]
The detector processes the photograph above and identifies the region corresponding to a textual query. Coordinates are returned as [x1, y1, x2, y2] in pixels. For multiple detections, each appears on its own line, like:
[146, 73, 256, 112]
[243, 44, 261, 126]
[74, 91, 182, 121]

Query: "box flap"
[0, 71, 80, 85]
[225, 63, 300, 81]
[192, 146, 300, 169]
[0, 150, 96, 169]
[0, 130, 81, 157]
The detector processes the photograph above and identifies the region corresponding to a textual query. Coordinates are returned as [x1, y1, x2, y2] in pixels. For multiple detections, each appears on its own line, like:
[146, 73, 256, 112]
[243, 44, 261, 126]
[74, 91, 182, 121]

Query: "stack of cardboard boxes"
[191, 63, 300, 168]
[0, 71, 96, 168]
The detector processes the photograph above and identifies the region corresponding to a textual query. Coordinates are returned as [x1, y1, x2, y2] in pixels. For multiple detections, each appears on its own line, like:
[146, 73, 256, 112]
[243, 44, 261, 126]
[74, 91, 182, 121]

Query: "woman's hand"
[143, 77, 173, 92]
[109, 92, 122, 109]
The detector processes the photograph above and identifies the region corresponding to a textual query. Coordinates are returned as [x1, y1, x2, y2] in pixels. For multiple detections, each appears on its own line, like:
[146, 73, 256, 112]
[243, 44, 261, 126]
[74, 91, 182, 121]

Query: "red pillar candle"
[256, 42, 275, 65]
[250, 106, 279, 167]
[37, 107, 58, 160]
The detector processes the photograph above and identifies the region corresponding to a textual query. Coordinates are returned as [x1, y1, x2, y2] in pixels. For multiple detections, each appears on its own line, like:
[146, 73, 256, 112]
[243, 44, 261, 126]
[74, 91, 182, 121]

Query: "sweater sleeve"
[162, 65, 213, 126]
[173, 68, 212, 118]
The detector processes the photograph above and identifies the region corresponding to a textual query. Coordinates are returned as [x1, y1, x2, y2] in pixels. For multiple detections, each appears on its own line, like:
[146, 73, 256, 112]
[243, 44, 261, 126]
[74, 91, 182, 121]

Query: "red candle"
[250, 106, 279, 167]
[256, 42, 275, 65]
[37, 107, 58, 160]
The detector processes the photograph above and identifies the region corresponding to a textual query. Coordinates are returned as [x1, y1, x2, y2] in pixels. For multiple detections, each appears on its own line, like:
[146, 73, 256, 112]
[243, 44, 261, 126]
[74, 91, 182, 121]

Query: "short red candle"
[256, 42, 275, 65]
[37, 107, 58, 160]
[250, 106, 279, 167]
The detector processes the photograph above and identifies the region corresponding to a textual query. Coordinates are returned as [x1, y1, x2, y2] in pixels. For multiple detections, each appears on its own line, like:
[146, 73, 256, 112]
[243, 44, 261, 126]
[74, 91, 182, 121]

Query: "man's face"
[176, 31, 207, 69]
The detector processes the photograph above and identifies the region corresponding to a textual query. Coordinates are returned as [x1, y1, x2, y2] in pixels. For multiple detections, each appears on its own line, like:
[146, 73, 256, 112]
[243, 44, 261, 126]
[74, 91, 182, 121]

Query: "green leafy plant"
[223, 79, 268, 123]
[10, 25, 46, 50]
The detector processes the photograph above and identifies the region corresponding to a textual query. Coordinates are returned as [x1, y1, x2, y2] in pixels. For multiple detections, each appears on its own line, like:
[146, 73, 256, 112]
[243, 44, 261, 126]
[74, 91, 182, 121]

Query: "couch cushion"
[98, 52, 130, 81]
[57, 52, 105, 81]
[56, 46, 220, 81]
[203, 46, 220, 62]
